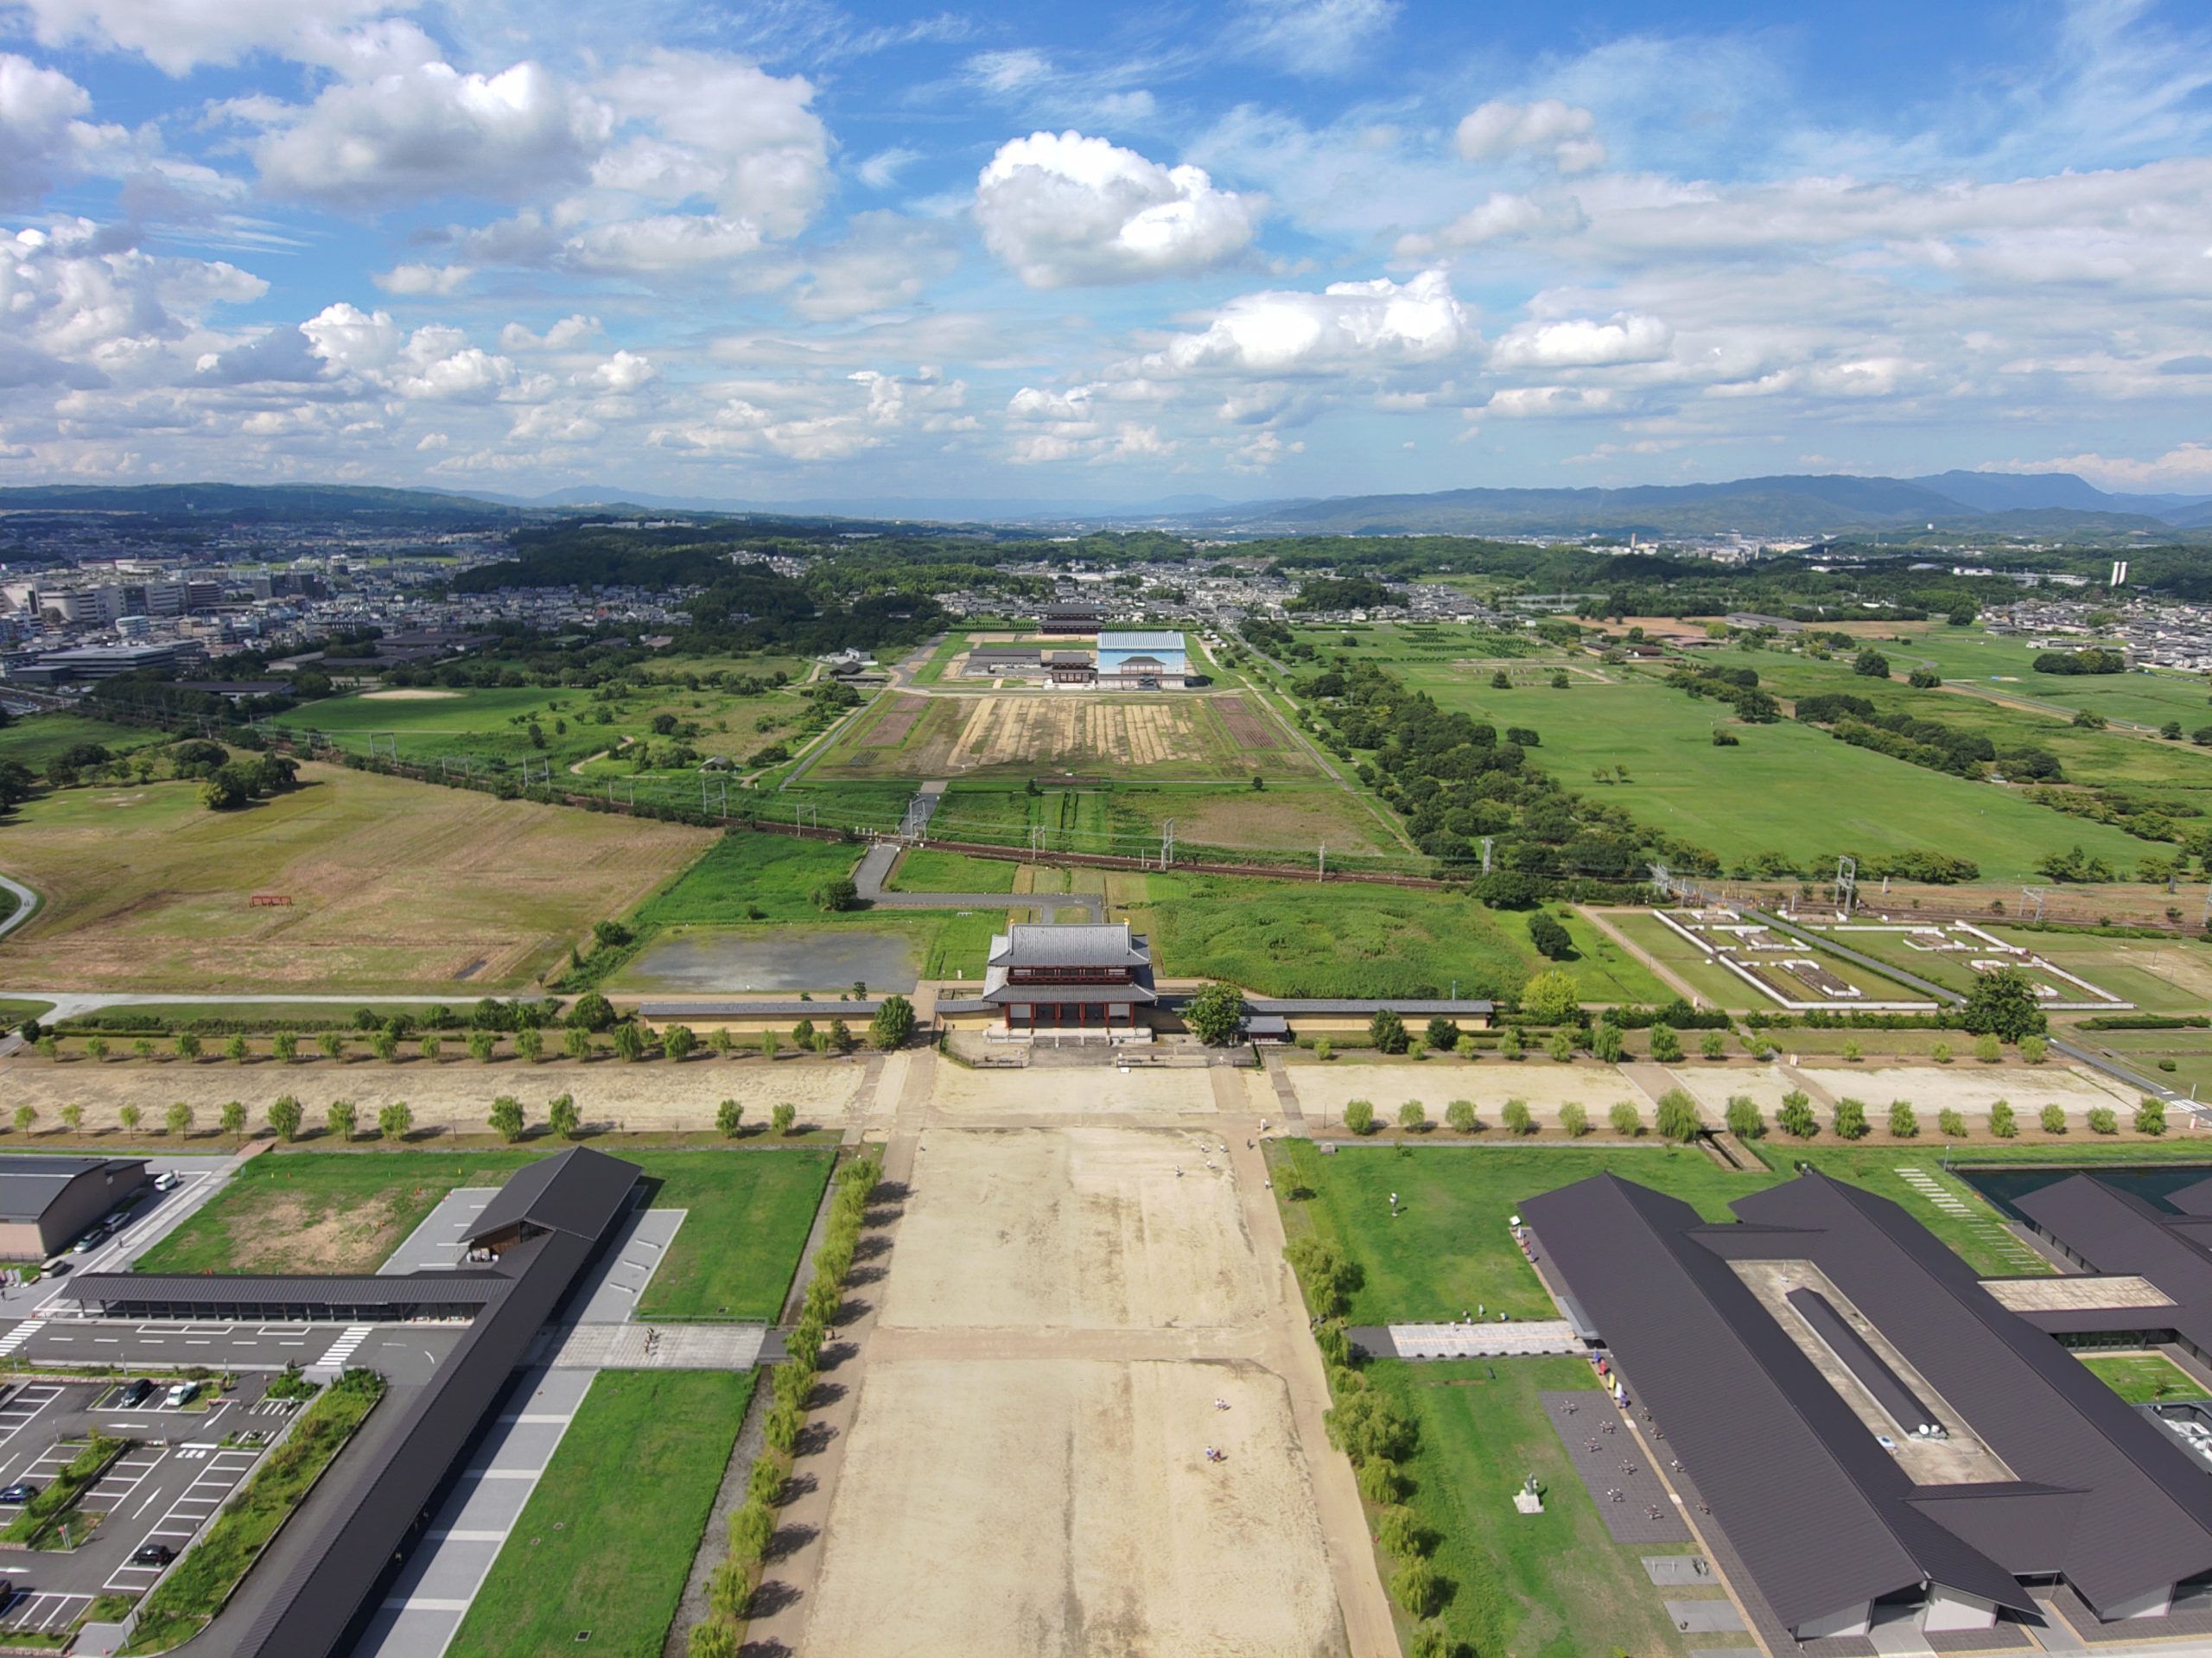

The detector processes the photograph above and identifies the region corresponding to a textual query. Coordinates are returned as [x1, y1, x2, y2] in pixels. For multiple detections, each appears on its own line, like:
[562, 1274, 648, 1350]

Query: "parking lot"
[0, 1372, 283, 1638]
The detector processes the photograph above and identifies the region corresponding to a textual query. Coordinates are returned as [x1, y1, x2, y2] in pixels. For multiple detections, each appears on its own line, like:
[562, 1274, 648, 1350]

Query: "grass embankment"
[2078, 1352, 2211, 1404]
[124, 1370, 385, 1655]
[134, 1149, 832, 1320]
[444, 1370, 753, 1658]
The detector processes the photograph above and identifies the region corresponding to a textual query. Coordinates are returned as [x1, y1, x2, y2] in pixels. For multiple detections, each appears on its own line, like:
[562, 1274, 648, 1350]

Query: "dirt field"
[1282, 1060, 1649, 1127]
[0, 765, 711, 991]
[0, 1054, 864, 1135]
[820, 689, 1314, 781]
[204, 1187, 425, 1272]
[801, 1355, 1346, 1658]
[949, 697, 1203, 770]
[927, 1062, 1259, 1119]
[1793, 1060, 2134, 1118]
[886, 1127, 1271, 1329]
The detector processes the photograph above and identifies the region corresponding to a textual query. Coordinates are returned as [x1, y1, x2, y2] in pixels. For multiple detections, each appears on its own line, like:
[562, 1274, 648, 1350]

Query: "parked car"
[102, 1208, 133, 1230]
[152, 1171, 179, 1192]
[130, 1542, 176, 1566]
[70, 1226, 107, 1254]
[119, 1379, 154, 1407]
[0, 1483, 35, 1503]
[163, 1382, 196, 1409]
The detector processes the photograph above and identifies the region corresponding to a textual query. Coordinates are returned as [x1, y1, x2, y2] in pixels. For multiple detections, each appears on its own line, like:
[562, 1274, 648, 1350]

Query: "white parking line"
[107, 1449, 260, 1591]
[3, 1591, 89, 1634]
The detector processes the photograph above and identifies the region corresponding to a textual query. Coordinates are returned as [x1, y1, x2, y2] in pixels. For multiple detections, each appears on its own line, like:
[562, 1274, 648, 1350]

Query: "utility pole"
[1317, 843, 1326, 883]
[1481, 836, 1494, 876]
[1160, 819, 1175, 872]
[2024, 886, 2045, 923]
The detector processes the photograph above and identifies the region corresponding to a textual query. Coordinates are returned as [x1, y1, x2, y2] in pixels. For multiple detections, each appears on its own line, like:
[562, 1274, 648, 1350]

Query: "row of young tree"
[25, 996, 918, 1065]
[688, 1152, 883, 1657]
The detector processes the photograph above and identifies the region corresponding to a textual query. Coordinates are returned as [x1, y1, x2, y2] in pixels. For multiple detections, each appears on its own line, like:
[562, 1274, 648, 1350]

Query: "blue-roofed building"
[1094, 630, 1191, 689]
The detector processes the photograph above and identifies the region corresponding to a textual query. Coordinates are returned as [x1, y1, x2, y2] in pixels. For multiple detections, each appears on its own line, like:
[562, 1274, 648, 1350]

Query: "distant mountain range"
[1205, 472, 2212, 538]
[1, 472, 2207, 540]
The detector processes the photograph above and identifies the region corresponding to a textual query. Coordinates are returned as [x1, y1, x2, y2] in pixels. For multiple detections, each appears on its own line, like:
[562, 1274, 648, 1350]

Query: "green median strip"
[124, 1371, 385, 1655]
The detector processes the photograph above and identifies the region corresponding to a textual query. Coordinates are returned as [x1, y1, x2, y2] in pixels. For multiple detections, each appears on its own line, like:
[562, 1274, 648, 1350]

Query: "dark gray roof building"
[0, 1155, 148, 1256]
[61, 1147, 643, 1658]
[1522, 1171, 2212, 1643]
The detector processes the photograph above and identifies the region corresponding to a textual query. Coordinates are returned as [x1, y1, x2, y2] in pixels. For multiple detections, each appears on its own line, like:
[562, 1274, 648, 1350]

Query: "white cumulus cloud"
[1454, 98, 1605, 173]
[1134, 268, 1477, 376]
[1489, 312, 1672, 370]
[0, 54, 129, 208]
[13, 0, 404, 76]
[976, 130, 1262, 288]
[588, 350, 657, 393]
[250, 60, 612, 209]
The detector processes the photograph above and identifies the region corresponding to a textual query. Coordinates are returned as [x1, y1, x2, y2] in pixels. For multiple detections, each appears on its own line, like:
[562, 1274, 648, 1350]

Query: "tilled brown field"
[0, 765, 709, 991]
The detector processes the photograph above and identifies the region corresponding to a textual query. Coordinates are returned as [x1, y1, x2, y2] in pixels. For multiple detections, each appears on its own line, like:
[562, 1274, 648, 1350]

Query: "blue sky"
[1, 0, 2209, 502]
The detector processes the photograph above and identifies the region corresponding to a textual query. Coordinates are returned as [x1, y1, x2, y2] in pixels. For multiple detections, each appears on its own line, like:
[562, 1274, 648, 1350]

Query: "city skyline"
[2, 0, 2209, 500]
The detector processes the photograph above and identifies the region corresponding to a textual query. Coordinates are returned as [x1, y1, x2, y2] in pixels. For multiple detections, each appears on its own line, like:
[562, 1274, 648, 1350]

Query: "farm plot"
[816, 693, 1314, 781]
[0, 765, 710, 992]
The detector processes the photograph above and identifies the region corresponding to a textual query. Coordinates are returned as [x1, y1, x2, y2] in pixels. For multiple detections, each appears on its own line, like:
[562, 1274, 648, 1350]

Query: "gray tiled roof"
[1524, 1174, 2037, 1635]
[989, 922, 1149, 969]
[1532, 1168, 2212, 1636]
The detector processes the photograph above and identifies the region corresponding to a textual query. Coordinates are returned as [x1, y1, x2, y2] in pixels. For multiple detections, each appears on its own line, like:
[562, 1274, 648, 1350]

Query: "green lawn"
[1363, 1356, 1696, 1658]
[445, 1369, 753, 1658]
[634, 1149, 833, 1321]
[1379, 658, 2149, 881]
[2078, 1352, 2210, 1404]
[890, 848, 1019, 893]
[1270, 1140, 1784, 1322]
[280, 679, 803, 773]
[135, 1150, 539, 1274]
[1130, 873, 1592, 1000]
[1901, 629, 2212, 730]
[0, 713, 165, 768]
[630, 830, 866, 927]
[1577, 911, 1763, 1008]
[136, 1149, 831, 1318]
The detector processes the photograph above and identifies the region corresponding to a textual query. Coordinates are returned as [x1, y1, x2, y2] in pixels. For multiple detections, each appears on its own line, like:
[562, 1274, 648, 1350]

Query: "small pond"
[620, 926, 921, 993]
